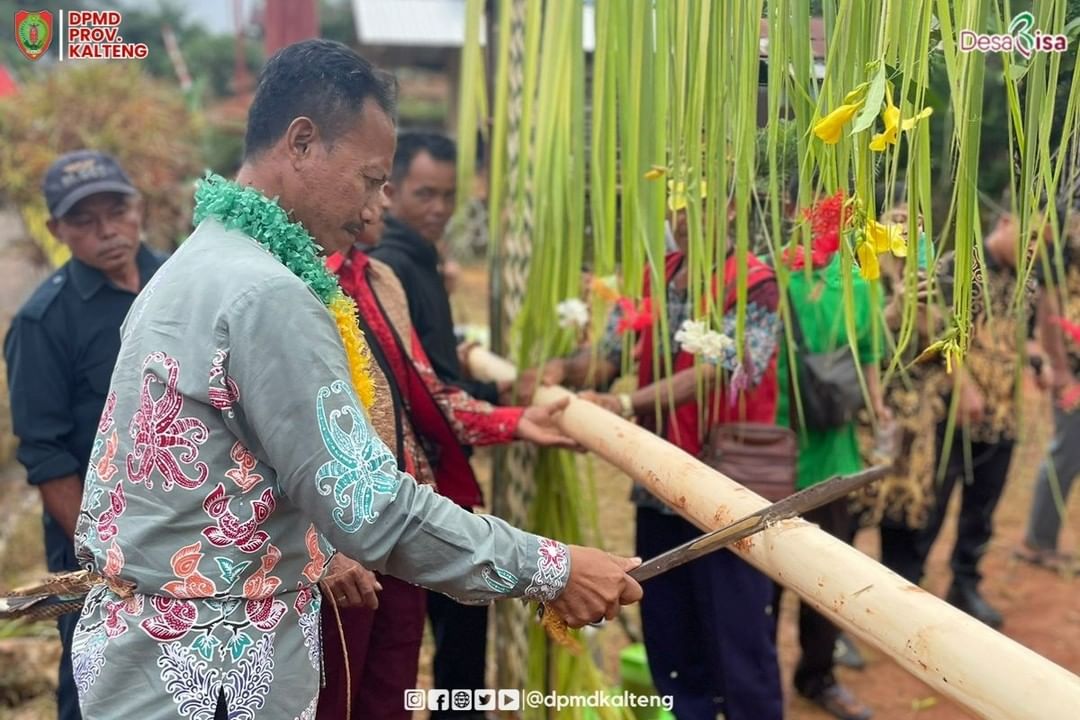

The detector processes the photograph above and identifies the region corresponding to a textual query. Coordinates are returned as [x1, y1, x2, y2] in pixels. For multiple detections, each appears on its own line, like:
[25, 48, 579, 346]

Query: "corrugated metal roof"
[351, 0, 595, 50]
[353, 0, 483, 48]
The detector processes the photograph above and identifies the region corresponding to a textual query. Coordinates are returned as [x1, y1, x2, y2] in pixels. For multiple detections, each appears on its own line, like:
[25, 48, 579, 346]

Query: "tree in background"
[0, 64, 202, 261]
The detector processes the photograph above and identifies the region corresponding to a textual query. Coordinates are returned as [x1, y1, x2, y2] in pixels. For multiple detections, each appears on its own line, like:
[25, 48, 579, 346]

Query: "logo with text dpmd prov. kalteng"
[959, 11, 1069, 58]
[14, 10, 53, 61]
[12, 10, 149, 61]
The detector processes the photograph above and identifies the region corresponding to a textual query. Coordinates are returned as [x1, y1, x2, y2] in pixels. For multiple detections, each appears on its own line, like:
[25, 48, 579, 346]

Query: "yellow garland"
[328, 292, 377, 410]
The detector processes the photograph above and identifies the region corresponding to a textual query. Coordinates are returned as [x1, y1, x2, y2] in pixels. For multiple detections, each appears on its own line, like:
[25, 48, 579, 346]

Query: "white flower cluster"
[556, 298, 590, 329]
[674, 319, 734, 362]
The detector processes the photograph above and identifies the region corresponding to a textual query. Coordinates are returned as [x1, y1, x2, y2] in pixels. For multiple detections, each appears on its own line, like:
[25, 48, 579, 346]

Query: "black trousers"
[637, 507, 782, 720]
[777, 499, 856, 698]
[44, 515, 82, 720]
[880, 422, 1014, 585]
[427, 590, 489, 718]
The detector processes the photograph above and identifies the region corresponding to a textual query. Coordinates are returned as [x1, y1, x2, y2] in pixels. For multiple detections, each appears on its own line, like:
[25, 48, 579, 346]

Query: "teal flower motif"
[224, 630, 253, 661]
[215, 557, 252, 589]
[191, 633, 221, 661]
[315, 380, 400, 533]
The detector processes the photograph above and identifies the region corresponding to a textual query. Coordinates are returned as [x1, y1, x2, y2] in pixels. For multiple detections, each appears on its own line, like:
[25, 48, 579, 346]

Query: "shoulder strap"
[353, 307, 406, 472]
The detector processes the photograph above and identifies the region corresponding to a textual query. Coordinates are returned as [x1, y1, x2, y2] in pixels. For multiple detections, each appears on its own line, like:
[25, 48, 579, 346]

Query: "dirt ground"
[0, 264, 1077, 720]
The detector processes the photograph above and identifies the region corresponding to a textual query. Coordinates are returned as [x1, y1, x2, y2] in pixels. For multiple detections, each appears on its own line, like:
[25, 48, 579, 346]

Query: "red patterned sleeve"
[409, 331, 524, 446]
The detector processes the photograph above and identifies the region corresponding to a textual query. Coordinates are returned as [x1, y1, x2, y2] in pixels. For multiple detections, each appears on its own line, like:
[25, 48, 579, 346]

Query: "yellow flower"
[590, 275, 620, 303]
[901, 106, 934, 131]
[855, 240, 881, 280]
[869, 103, 900, 151]
[644, 166, 666, 180]
[865, 218, 907, 257]
[667, 179, 707, 212]
[813, 103, 862, 144]
[916, 332, 962, 374]
[870, 100, 933, 152]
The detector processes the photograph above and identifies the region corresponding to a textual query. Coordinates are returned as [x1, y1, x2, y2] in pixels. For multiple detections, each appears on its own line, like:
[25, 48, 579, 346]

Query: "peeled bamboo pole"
[466, 345, 518, 384]
[467, 351, 1080, 720]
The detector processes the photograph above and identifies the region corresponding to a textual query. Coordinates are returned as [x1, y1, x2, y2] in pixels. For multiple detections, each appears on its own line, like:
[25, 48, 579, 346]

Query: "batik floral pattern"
[524, 539, 570, 602]
[102, 540, 124, 577]
[94, 480, 126, 543]
[314, 380, 400, 532]
[98, 391, 117, 433]
[242, 544, 283, 599]
[71, 625, 108, 696]
[103, 593, 144, 639]
[201, 483, 275, 553]
[95, 429, 119, 483]
[208, 349, 240, 417]
[127, 352, 210, 490]
[157, 633, 275, 720]
[141, 596, 199, 642]
[224, 442, 263, 492]
[300, 524, 329, 583]
[162, 542, 218, 598]
[244, 596, 287, 632]
[294, 587, 321, 671]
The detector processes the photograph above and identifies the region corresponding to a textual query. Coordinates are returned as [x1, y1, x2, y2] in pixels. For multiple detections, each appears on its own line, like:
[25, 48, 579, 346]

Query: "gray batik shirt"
[71, 218, 570, 720]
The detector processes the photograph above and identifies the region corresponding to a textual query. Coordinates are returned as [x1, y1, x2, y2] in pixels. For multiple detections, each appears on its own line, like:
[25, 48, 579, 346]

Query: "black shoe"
[946, 583, 1003, 629]
[804, 684, 873, 720]
[833, 633, 866, 670]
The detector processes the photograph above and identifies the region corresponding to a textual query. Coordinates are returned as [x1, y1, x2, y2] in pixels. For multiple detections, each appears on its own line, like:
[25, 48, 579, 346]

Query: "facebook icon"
[428, 690, 450, 712]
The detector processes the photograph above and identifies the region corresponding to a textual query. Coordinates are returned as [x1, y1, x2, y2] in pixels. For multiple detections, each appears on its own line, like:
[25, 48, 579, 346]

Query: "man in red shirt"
[316, 210, 578, 719]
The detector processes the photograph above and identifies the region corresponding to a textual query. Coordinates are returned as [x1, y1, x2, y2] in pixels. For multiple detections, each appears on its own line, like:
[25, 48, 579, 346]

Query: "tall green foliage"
[462, 0, 1080, 708]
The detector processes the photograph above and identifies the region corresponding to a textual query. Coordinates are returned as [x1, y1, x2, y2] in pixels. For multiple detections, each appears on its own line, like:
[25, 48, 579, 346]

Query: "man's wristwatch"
[617, 393, 634, 418]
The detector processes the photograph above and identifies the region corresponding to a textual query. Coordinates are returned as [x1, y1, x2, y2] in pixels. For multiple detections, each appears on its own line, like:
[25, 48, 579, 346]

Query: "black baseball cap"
[42, 150, 137, 219]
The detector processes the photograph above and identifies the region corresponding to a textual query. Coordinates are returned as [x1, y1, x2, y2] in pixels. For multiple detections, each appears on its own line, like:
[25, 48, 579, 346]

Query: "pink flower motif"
[208, 349, 240, 415]
[243, 544, 282, 599]
[103, 540, 124, 577]
[140, 596, 198, 642]
[201, 483, 275, 554]
[98, 392, 117, 433]
[301, 525, 328, 584]
[96, 430, 119, 484]
[244, 596, 287, 631]
[524, 539, 570, 603]
[224, 442, 263, 493]
[126, 352, 210, 491]
[96, 481, 126, 543]
[161, 541, 218, 598]
[537, 538, 568, 571]
[103, 593, 143, 639]
[294, 586, 314, 615]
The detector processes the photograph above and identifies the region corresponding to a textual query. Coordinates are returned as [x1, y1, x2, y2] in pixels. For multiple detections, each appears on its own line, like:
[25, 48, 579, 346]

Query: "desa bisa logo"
[959, 12, 1069, 58]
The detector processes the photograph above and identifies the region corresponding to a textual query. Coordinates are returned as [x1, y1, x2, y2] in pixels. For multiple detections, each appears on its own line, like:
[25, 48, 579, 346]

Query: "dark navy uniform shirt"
[4, 245, 164, 571]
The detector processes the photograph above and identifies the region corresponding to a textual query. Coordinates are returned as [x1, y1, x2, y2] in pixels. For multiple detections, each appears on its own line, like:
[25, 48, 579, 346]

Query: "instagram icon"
[403, 689, 426, 711]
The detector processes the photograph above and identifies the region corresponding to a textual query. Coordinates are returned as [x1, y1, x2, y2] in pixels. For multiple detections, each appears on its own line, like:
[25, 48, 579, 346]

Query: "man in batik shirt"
[71, 39, 642, 720]
[880, 209, 1050, 629]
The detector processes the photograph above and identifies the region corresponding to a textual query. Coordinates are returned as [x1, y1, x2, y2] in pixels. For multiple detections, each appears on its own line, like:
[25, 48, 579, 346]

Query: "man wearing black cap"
[4, 150, 163, 720]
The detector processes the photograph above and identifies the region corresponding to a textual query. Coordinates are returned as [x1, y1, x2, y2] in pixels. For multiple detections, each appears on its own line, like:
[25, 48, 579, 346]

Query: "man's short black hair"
[392, 132, 456, 182]
[244, 39, 398, 160]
